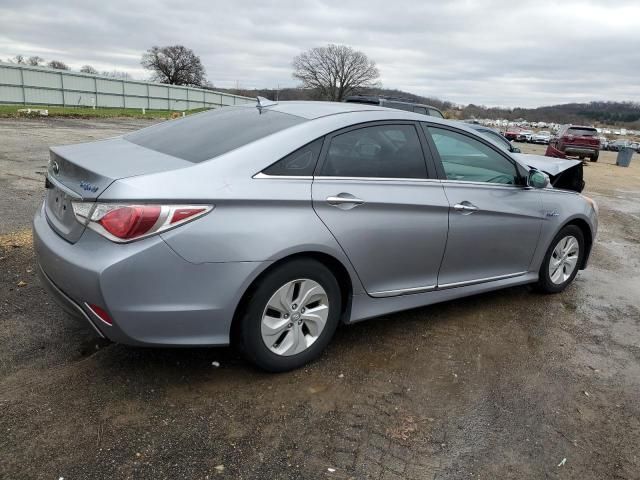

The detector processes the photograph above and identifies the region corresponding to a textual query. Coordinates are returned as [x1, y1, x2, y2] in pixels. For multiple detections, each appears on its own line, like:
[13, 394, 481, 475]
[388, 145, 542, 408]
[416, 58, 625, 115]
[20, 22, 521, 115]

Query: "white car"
[531, 131, 551, 144]
[516, 130, 534, 142]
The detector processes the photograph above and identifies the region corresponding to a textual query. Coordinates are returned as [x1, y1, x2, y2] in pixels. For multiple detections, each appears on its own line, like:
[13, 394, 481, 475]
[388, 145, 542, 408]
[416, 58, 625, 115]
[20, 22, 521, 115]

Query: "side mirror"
[512, 146, 521, 153]
[529, 170, 550, 189]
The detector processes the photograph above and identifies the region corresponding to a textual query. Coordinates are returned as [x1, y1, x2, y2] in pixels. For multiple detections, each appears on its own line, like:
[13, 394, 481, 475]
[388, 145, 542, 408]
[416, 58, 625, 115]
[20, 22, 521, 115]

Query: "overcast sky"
[0, 0, 638, 107]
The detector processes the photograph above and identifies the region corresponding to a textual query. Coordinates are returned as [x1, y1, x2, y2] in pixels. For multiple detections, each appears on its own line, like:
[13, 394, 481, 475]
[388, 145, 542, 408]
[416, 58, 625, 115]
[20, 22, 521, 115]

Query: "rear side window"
[262, 138, 323, 176]
[414, 106, 428, 115]
[428, 108, 444, 119]
[125, 107, 304, 163]
[567, 127, 598, 137]
[320, 124, 428, 179]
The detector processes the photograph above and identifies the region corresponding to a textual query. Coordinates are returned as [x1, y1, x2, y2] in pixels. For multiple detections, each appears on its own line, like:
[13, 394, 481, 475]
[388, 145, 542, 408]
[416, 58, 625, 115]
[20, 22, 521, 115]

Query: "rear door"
[312, 122, 449, 296]
[423, 124, 543, 287]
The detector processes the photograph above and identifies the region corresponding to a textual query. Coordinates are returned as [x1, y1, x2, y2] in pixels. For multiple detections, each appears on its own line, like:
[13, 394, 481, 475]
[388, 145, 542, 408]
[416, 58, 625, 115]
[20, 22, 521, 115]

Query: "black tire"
[237, 258, 342, 372]
[536, 225, 585, 293]
[590, 151, 599, 162]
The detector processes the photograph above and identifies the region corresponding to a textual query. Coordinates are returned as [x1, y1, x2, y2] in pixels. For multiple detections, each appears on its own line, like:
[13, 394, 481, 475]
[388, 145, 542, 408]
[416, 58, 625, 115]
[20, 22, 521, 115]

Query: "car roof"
[258, 101, 391, 120]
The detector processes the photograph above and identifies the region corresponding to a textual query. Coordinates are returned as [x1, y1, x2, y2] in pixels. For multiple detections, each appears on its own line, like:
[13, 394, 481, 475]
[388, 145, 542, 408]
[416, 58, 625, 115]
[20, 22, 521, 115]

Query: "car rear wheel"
[590, 151, 599, 162]
[536, 225, 585, 293]
[237, 258, 342, 372]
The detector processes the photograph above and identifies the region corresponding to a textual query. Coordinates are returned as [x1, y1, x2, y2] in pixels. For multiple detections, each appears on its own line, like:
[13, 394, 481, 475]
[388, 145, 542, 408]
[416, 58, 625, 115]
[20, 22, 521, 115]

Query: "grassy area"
[0, 104, 209, 119]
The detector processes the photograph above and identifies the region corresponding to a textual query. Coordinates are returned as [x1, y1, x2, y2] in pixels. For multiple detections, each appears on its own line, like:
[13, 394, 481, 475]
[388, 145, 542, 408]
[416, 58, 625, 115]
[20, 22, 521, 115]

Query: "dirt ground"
[1, 118, 639, 479]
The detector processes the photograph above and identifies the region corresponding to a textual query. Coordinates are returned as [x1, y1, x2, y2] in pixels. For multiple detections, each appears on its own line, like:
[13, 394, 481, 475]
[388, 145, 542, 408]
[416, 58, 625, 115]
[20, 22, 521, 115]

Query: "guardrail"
[0, 62, 253, 110]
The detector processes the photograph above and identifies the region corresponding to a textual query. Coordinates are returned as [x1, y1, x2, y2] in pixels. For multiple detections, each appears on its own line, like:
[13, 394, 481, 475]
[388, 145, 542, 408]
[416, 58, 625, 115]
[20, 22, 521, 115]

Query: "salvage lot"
[1, 117, 639, 479]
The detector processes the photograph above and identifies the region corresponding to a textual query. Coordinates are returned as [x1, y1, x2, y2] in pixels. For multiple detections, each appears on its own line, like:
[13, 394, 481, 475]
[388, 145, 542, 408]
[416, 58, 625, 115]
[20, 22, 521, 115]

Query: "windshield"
[125, 106, 304, 163]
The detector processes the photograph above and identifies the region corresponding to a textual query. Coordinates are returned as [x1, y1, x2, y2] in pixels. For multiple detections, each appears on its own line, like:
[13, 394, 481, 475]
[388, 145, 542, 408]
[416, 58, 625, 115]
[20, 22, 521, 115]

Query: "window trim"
[314, 120, 438, 180]
[420, 122, 528, 187]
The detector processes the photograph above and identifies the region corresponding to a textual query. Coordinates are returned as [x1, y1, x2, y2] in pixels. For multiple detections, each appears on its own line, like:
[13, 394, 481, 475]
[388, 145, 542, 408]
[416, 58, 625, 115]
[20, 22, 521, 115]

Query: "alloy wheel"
[549, 235, 580, 285]
[260, 279, 330, 356]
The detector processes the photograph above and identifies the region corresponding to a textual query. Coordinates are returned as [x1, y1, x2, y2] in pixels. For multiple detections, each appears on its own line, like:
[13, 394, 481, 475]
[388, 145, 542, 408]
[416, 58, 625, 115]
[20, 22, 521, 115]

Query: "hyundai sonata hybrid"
[34, 100, 598, 371]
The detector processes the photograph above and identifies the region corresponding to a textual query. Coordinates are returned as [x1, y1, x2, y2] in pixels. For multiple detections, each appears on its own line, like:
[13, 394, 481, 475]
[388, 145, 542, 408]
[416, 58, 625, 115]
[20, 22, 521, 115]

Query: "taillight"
[72, 203, 213, 242]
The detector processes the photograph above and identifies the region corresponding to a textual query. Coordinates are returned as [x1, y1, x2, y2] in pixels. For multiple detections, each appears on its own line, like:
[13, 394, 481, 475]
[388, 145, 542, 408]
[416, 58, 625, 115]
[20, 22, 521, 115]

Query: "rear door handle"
[453, 201, 479, 213]
[326, 193, 364, 208]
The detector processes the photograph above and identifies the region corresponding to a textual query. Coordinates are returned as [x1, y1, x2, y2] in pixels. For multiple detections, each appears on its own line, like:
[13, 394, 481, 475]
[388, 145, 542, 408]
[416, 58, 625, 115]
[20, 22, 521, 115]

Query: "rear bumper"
[563, 146, 598, 156]
[33, 202, 269, 346]
[36, 261, 105, 338]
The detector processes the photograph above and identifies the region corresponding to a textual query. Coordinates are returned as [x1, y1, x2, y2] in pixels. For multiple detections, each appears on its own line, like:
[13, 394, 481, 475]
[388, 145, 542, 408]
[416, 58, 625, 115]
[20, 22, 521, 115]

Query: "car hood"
[512, 153, 581, 176]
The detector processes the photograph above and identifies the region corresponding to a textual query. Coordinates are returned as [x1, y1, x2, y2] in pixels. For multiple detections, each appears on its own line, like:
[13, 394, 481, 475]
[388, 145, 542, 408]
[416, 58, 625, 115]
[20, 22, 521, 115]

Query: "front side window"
[427, 127, 518, 185]
[321, 124, 428, 179]
[481, 129, 513, 152]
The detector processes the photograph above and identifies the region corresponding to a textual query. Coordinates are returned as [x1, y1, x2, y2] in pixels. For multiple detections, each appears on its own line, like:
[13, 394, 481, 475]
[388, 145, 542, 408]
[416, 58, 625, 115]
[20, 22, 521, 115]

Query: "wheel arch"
[230, 251, 355, 344]
[562, 217, 593, 269]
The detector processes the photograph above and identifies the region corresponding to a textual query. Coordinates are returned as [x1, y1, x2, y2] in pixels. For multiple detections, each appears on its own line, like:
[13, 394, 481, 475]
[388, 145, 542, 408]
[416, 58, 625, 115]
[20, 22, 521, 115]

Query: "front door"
[424, 125, 543, 287]
[312, 123, 449, 296]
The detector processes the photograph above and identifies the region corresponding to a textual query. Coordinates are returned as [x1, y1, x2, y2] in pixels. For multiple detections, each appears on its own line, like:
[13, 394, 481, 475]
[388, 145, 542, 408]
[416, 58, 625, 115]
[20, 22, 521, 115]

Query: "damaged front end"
[513, 154, 585, 193]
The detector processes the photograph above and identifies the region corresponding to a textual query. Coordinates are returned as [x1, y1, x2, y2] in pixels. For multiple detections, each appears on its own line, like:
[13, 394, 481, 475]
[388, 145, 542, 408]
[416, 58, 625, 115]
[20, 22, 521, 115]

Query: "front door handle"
[326, 193, 364, 209]
[453, 201, 479, 214]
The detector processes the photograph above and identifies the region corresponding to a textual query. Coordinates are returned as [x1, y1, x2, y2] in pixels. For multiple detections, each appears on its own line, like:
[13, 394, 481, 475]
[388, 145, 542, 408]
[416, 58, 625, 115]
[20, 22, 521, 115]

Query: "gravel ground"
[0, 118, 639, 479]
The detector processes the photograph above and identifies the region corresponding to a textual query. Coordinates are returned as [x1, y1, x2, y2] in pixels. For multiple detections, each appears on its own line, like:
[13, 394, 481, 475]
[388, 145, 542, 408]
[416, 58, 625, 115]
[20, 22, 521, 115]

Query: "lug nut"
[291, 303, 298, 310]
[300, 307, 306, 313]
[284, 313, 289, 319]
[287, 323, 293, 328]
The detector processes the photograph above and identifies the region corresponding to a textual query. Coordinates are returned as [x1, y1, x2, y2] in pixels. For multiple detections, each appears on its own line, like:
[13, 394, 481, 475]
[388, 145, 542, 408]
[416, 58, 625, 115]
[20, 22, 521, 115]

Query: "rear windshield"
[125, 107, 304, 163]
[567, 127, 597, 137]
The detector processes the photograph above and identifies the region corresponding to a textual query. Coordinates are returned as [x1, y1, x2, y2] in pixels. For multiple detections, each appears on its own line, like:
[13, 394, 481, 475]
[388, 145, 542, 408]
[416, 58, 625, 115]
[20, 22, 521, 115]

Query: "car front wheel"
[537, 225, 585, 293]
[237, 258, 342, 372]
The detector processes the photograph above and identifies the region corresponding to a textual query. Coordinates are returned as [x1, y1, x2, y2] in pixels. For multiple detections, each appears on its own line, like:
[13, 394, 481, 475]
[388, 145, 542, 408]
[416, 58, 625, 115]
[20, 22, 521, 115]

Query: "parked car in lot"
[503, 127, 521, 141]
[550, 125, 600, 161]
[607, 139, 631, 152]
[516, 130, 534, 142]
[531, 130, 551, 144]
[34, 100, 598, 371]
[466, 124, 521, 153]
[599, 137, 609, 150]
[344, 95, 445, 118]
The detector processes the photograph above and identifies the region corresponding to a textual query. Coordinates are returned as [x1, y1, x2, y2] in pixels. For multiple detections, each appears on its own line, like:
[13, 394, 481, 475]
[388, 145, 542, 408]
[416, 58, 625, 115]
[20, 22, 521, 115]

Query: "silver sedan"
[34, 100, 598, 371]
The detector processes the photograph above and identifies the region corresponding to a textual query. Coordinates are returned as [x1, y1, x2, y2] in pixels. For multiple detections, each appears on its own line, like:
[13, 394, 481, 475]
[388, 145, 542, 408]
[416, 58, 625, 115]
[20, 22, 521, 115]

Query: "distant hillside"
[220, 86, 640, 127]
[462, 101, 640, 127]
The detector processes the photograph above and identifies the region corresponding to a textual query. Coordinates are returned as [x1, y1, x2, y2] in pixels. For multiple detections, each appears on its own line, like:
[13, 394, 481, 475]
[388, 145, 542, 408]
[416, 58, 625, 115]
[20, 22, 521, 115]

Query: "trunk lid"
[44, 137, 191, 243]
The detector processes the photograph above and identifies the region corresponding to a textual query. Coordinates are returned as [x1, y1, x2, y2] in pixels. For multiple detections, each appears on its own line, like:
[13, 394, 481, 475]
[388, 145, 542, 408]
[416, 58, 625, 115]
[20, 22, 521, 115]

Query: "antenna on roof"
[256, 96, 277, 113]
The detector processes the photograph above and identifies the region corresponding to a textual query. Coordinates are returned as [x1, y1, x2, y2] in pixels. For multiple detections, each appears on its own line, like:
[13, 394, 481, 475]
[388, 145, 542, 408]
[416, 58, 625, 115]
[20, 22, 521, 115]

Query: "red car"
[550, 125, 600, 162]
[504, 127, 521, 141]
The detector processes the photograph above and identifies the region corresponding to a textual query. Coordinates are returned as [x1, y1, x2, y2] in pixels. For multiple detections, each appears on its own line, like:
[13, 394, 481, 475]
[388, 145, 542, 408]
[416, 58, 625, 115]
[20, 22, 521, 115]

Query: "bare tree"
[80, 65, 98, 74]
[28, 56, 44, 66]
[8, 55, 26, 64]
[292, 44, 380, 101]
[48, 60, 69, 70]
[141, 45, 206, 87]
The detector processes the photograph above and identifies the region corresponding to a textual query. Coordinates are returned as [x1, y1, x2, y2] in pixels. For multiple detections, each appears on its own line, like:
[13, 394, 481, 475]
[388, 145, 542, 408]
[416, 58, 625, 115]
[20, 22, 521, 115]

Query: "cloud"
[0, 0, 638, 107]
